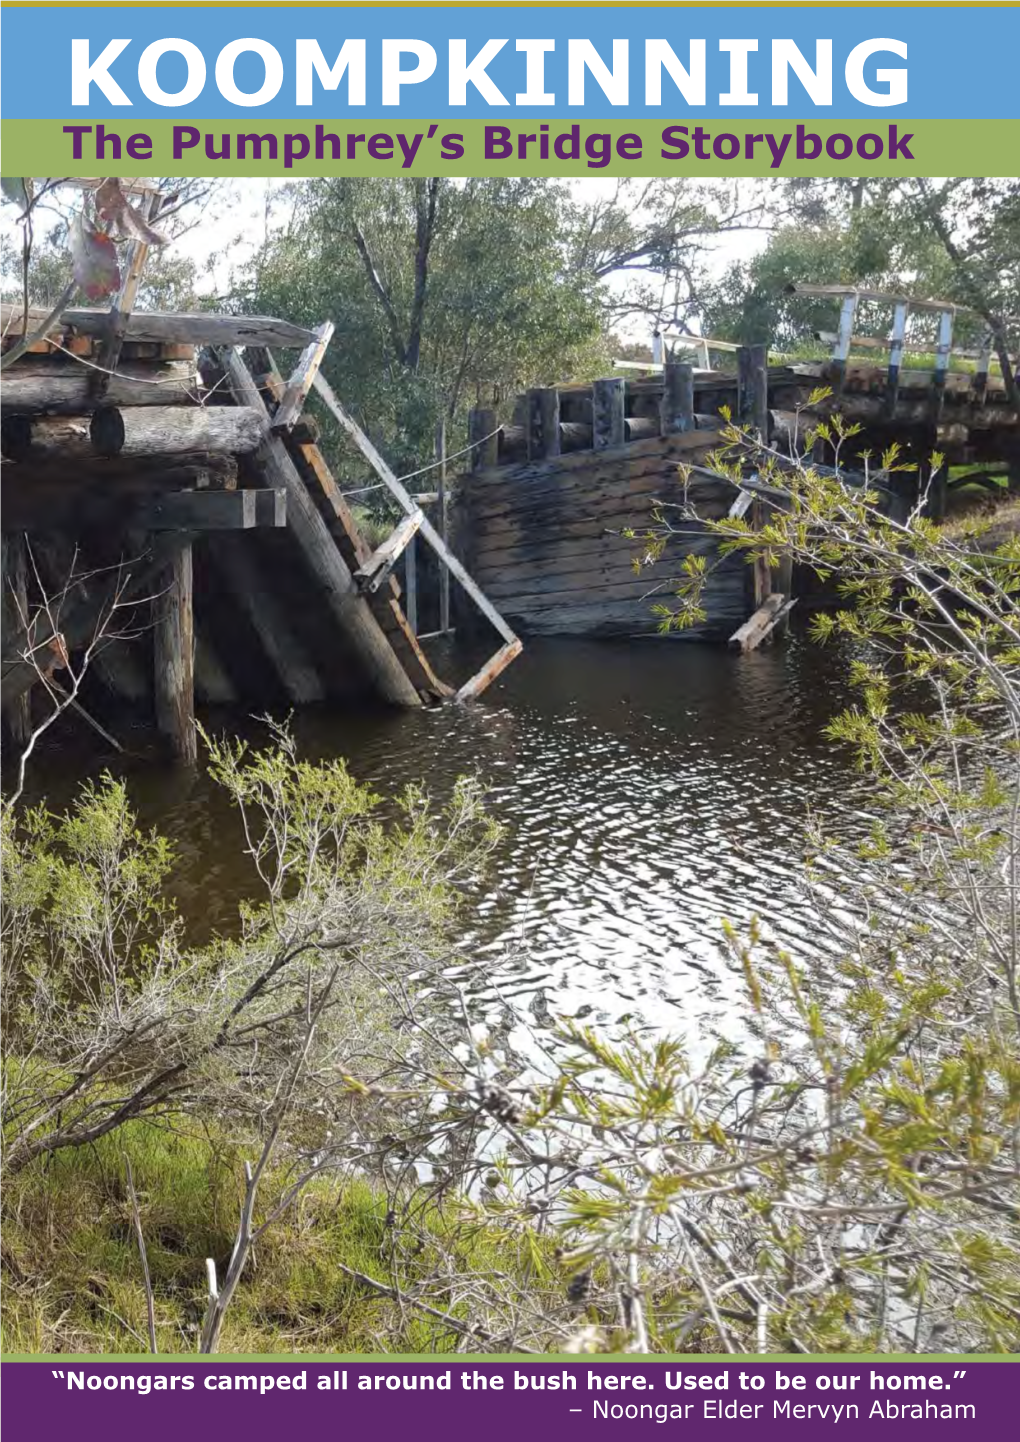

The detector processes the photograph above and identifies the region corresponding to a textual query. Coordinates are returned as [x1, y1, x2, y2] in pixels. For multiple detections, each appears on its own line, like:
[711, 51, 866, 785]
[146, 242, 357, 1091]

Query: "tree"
[566, 177, 774, 340]
[239, 177, 607, 484]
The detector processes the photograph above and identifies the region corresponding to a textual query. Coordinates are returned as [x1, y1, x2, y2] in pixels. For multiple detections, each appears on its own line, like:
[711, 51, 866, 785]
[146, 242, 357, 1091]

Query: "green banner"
[5, 118, 1017, 177]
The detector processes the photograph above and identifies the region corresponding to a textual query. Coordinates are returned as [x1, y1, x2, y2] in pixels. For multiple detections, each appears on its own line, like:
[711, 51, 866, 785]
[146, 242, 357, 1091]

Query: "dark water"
[22, 634, 871, 1049]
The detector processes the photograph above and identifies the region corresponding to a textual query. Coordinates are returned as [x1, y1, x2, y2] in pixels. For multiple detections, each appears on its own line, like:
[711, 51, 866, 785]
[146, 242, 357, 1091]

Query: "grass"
[1, 1122, 547, 1355]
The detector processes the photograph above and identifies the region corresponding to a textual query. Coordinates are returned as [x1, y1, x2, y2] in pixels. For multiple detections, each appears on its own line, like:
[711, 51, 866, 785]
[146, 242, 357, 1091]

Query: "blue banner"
[0, 6, 1013, 121]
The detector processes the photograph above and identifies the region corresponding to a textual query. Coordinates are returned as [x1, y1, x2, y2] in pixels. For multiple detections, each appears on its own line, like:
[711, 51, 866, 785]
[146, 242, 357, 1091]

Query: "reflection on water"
[21, 635, 871, 1046]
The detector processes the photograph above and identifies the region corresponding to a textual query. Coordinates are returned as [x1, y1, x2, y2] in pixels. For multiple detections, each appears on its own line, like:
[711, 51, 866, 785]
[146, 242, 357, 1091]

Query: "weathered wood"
[468, 409, 499, 471]
[153, 544, 196, 764]
[272, 321, 335, 431]
[1, 413, 94, 462]
[355, 509, 425, 592]
[457, 638, 524, 701]
[250, 347, 451, 702]
[90, 403, 265, 458]
[729, 593, 796, 652]
[404, 535, 418, 635]
[253, 489, 287, 528]
[0, 303, 319, 351]
[1, 361, 198, 414]
[217, 536, 325, 704]
[311, 370, 520, 650]
[1, 485, 281, 535]
[91, 188, 162, 403]
[661, 361, 695, 435]
[527, 388, 561, 461]
[135, 489, 261, 531]
[592, 378, 626, 451]
[1, 534, 187, 708]
[219, 349, 422, 708]
[738, 345, 769, 436]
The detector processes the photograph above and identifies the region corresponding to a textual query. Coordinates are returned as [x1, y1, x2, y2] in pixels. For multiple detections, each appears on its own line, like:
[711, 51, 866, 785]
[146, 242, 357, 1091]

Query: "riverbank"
[2, 1123, 549, 1355]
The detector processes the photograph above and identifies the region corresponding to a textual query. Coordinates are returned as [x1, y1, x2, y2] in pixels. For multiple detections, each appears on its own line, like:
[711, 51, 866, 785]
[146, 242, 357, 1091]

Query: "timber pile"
[2, 304, 518, 761]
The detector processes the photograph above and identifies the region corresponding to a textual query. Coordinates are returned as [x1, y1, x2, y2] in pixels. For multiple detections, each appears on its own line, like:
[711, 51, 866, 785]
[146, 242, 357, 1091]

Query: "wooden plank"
[0, 302, 318, 350]
[661, 361, 695, 435]
[153, 543, 196, 764]
[272, 321, 335, 431]
[457, 638, 524, 702]
[135, 489, 259, 531]
[930, 308, 955, 424]
[253, 488, 287, 528]
[729, 593, 795, 652]
[787, 283, 977, 317]
[311, 370, 520, 648]
[355, 509, 425, 592]
[217, 536, 325, 704]
[218, 349, 422, 708]
[737, 344, 770, 434]
[248, 348, 451, 702]
[404, 535, 418, 635]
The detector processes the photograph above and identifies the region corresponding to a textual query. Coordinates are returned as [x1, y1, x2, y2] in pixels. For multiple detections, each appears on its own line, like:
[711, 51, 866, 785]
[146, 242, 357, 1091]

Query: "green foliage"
[236, 177, 608, 495]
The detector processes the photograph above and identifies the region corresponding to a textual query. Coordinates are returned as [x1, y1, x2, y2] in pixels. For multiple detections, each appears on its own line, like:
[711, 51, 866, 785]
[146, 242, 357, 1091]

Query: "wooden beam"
[217, 536, 325, 704]
[729, 593, 796, 652]
[153, 544, 196, 764]
[0, 361, 198, 415]
[436, 416, 450, 635]
[219, 349, 422, 708]
[91, 188, 162, 403]
[457, 638, 523, 701]
[311, 370, 520, 649]
[271, 321, 335, 431]
[134, 489, 263, 531]
[245, 345, 452, 701]
[0, 302, 319, 350]
[355, 509, 425, 593]
[90, 404, 266, 458]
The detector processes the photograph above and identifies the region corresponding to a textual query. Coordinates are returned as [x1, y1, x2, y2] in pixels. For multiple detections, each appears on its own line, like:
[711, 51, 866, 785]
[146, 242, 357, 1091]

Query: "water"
[20, 633, 871, 1049]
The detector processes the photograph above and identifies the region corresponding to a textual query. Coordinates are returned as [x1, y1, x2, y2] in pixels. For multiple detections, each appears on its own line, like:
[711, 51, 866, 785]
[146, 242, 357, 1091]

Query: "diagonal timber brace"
[310, 370, 523, 699]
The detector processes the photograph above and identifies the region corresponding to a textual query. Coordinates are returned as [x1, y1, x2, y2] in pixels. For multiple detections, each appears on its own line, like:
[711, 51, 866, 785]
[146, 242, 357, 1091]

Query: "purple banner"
[1, 1360, 1009, 1439]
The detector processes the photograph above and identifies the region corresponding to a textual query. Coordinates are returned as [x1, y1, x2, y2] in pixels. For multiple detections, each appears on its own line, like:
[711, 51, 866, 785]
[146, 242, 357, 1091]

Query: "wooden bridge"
[455, 289, 1018, 647]
[1, 304, 520, 762]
